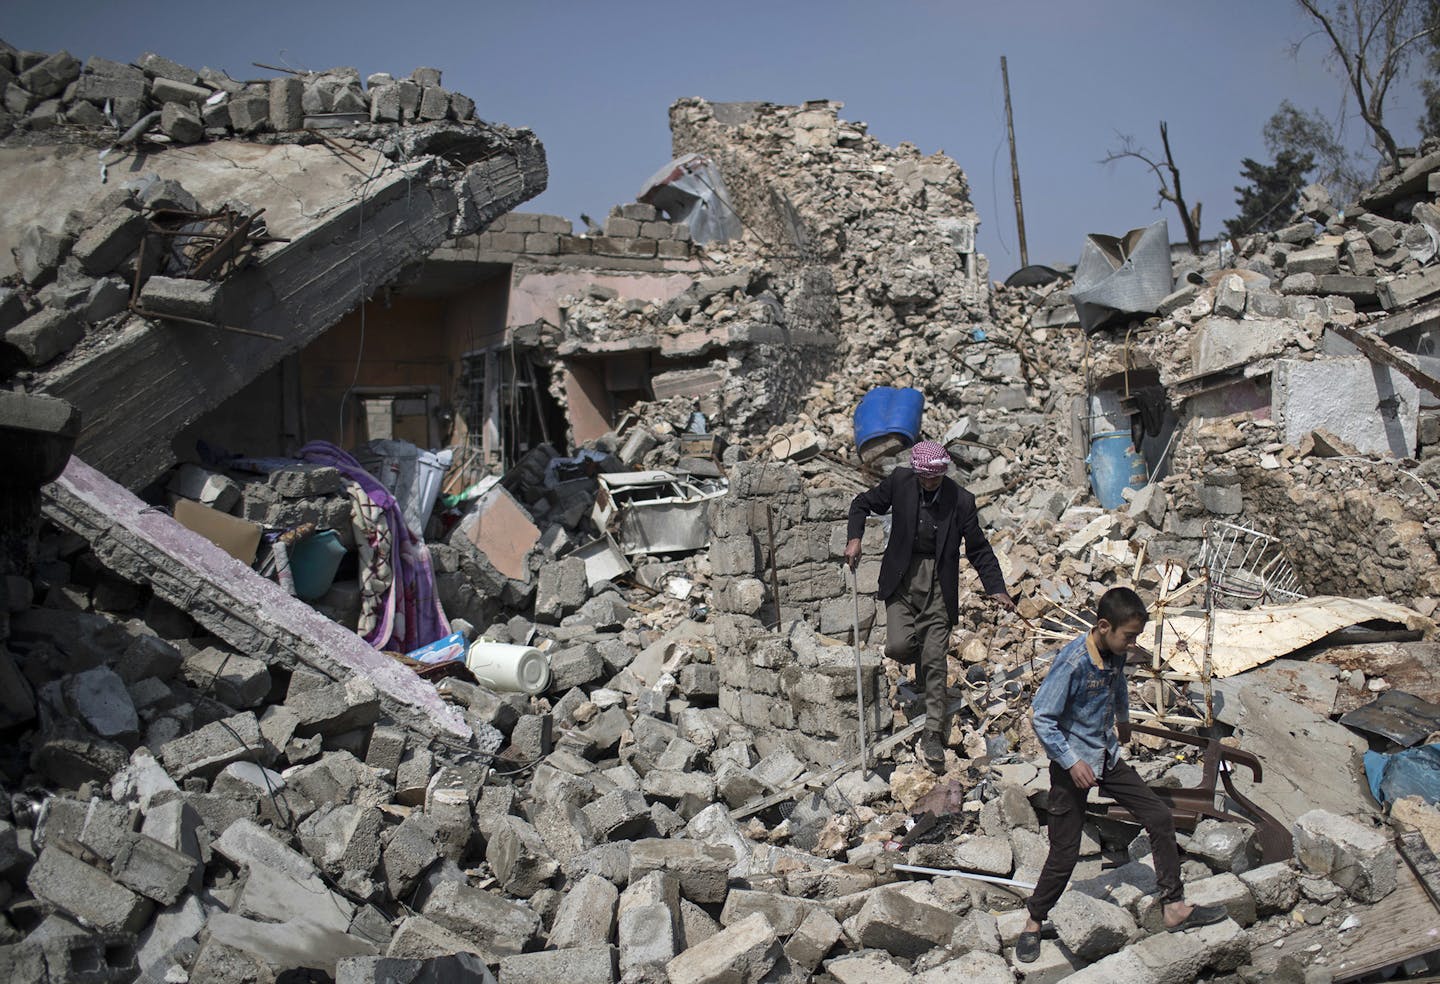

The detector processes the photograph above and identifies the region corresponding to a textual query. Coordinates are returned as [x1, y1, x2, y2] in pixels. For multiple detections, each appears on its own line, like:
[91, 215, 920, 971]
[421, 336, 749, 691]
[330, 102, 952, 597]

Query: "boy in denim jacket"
[1017, 586, 1225, 963]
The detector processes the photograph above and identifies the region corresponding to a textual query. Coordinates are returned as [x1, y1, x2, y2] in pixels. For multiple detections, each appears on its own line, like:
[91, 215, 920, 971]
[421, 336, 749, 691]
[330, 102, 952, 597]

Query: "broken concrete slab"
[1, 124, 544, 489]
[1273, 356, 1421, 457]
[666, 911, 778, 984]
[42, 458, 471, 747]
[1293, 808, 1398, 903]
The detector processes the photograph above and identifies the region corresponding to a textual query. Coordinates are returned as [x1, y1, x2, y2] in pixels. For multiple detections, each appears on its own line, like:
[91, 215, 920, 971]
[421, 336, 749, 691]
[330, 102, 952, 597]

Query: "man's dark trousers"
[1026, 759, 1183, 922]
[883, 556, 950, 740]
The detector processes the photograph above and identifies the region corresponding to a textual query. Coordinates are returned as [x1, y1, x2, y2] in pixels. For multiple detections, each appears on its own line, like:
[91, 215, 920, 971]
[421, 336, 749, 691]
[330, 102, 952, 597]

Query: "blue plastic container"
[853, 387, 925, 450]
[1087, 431, 1148, 509]
[289, 530, 347, 601]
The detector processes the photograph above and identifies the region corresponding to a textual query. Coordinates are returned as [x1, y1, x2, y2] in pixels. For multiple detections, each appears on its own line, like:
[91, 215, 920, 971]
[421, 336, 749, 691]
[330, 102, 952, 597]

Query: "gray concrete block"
[486, 817, 558, 898]
[549, 873, 618, 948]
[381, 812, 441, 901]
[420, 878, 539, 954]
[27, 844, 153, 934]
[497, 945, 617, 984]
[73, 208, 146, 277]
[1239, 860, 1300, 915]
[628, 839, 733, 904]
[213, 817, 316, 881]
[20, 50, 82, 98]
[152, 76, 211, 105]
[1050, 890, 1136, 961]
[179, 645, 270, 708]
[1293, 808, 1398, 903]
[5, 308, 82, 366]
[853, 889, 961, 958]
[140, 52, 200, 84]
[269, 77, 303, 131]
[13, 225, 73, 286]
[138, 276, 222, 322]
[159, 711, 262, 780]
[582, 789, 649, 842]
[286, 677, 381, 737]
[228, 91, 269, 132]
[667, 911, 777, 984]
[111, 829, 202, 904]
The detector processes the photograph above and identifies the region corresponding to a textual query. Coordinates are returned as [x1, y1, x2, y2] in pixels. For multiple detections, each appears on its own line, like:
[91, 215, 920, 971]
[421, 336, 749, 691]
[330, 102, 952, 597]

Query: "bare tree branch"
[1102, 123, 1203, 253]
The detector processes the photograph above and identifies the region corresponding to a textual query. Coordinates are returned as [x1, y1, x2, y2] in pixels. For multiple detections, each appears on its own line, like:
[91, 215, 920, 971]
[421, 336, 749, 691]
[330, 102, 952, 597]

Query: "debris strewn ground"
[3, 40, 1440, 984]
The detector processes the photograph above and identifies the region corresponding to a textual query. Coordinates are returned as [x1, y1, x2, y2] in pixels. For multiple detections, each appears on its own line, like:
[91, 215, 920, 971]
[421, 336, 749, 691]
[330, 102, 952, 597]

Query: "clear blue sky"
[5, 1, 1429, 277]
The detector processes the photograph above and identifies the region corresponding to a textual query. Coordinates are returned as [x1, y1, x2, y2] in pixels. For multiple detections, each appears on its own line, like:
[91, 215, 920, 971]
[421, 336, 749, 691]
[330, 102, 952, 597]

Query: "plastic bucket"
[1087, 431, 1148, 509]
[288, 530, 346, 600]
[465, 640, 551, 695]
[853, 387, 925, 449]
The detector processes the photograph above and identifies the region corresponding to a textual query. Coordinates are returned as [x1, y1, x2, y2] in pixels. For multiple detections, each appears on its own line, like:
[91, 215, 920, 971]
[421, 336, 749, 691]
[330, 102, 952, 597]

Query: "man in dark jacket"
[845, 440, 1013, 771]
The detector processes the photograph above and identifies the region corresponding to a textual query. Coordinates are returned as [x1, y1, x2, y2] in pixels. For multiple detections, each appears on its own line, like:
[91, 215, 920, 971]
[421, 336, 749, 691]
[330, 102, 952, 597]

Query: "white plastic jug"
[465, 640, 551, 695]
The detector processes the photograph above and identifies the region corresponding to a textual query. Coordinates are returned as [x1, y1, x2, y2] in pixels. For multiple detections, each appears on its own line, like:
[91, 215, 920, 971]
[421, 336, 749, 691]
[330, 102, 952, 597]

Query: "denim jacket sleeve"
[1031, 649, 1080, 770]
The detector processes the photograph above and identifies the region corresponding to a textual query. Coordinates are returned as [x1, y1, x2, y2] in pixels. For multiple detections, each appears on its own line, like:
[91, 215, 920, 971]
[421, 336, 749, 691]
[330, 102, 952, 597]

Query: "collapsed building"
[2, 36, 1440, 984]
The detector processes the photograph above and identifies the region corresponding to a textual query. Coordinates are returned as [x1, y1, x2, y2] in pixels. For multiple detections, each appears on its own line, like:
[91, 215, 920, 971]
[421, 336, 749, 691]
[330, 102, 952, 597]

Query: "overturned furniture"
[1096, 724, 1294, 863]
[591, 470, 727, 556]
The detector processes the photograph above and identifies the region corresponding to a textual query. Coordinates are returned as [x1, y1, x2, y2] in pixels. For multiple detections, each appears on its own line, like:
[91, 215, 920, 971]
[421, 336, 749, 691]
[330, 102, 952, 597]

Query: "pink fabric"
[910, 440, 950, 475]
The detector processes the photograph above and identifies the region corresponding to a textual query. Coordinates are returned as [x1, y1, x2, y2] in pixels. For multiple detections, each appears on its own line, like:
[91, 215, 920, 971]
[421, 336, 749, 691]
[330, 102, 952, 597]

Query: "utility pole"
[1001, 55, 1029, 268]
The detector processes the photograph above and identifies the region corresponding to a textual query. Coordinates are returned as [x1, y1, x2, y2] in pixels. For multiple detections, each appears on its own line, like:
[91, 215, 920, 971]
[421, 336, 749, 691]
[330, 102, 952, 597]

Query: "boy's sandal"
[1015, 929, 1042, 963]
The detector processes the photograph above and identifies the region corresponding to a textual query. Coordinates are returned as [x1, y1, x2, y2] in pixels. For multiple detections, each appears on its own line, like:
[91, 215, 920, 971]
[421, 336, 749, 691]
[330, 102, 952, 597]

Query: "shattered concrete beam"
[41, 457, 472, 748]
[33, 126, 545, 490]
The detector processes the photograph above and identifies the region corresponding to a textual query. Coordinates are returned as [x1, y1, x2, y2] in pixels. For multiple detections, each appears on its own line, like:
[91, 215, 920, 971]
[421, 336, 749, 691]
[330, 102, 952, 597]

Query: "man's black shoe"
[1016, 928, 1041, 963]
[918, 732, 946, 772]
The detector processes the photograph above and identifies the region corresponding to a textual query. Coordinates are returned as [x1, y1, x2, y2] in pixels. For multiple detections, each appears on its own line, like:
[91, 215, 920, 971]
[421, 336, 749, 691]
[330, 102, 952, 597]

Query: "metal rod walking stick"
[849, 566, 869, 778]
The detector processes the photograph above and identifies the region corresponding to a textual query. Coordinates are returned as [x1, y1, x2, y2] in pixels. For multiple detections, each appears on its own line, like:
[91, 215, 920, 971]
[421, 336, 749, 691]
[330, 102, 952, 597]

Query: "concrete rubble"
[2, 36, 1440, 983]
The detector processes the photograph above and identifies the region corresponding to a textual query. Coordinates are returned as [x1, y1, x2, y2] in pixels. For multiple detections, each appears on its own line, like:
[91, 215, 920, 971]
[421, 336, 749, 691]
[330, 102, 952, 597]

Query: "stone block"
[5, 308, 82, 366]
[912, 951, 1016, 983]
[73, 208, 146, 277]
[1239, 860, 1299, 915]
[27, 845, 152, 934]
[628, 839, 734, 903]
[421, 878, 539, 954]
[486, 817, 558, 898]
[111, 830, 201, 904]
[1184, 871, 1256, 926]
[549, 644, 604, 690]
[159, 712, 261, 780]
[641, 770, 715, 818]
[138, 275, 222, 322]
[720, 889, 827, 935]
[19, 50, 81, 98]
[954, 835, 1013, 875]
[582, 789, 649, 842]
[213, 818, 316, 881]
[381, 812, 441, 901]
[418, 86, 450, 121]
[854, 889, 961, 958]
[384, 914, 483, 961]
[825, 951, 912, 984]
[666, 912, 777, 984]
[619, 203, 659, 222]
[784, 907, 842, 972]
[950, 907, 1000, 953]
[549, 873, 618, 948]
[286, 677, 382, 737]
[336, 954, 494, 983]
[179, 645, 270, 708]
[298, 803, 383, 880]
[1187, 818, 1255, 873]
[1050, 890, 1136, 961]
[139, 52, 199, 84]
[228, 91, 269, 133]
[592, 236, 657, 259]
[152, 76, 210, 105]
[1286, 243, 1339, 275]
[1293, 808, 1398, 903]
[269, 77, 303, 130]
[449, 92, 475, 120]
[535, 556, 589, 623]
[498, 945, 617, 984]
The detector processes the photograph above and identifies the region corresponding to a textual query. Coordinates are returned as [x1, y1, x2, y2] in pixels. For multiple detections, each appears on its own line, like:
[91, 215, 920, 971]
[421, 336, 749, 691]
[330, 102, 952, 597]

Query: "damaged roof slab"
[1, 129, 544, 489]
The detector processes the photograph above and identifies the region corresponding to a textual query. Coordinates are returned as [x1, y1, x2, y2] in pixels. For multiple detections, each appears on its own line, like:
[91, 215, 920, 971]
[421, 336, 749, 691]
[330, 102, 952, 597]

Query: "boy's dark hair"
[1096, 586, 1148, 627]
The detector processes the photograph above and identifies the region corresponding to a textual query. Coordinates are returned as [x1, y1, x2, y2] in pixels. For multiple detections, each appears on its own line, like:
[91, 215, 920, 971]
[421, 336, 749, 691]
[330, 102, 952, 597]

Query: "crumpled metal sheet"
[1071, 219, 1174, 334]
[1341, 690, 1440, 747]
[637, 152, 744, 244]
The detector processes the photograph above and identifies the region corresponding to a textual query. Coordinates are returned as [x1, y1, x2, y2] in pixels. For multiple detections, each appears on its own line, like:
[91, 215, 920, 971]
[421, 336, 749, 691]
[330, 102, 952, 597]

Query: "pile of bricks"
[0, 40, 482, 142]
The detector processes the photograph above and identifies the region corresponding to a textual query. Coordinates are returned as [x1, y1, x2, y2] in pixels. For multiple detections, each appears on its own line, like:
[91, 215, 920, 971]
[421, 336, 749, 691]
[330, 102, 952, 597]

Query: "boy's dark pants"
[1026, 758, 1183, 922]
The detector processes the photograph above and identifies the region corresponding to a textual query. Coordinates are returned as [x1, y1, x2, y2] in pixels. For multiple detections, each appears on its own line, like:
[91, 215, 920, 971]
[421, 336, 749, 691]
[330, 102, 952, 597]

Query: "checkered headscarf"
[909, 440, 949, 476]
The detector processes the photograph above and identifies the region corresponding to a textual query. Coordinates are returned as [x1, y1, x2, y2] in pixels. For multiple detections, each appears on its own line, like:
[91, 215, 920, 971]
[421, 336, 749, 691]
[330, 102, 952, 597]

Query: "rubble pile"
[0, 41, 482, 141]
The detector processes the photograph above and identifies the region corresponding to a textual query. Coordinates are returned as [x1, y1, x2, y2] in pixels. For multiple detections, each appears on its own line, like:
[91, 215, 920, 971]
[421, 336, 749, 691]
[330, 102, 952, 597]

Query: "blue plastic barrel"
[853, 387, 925, 449]
[1087, 431, 1148, 509]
